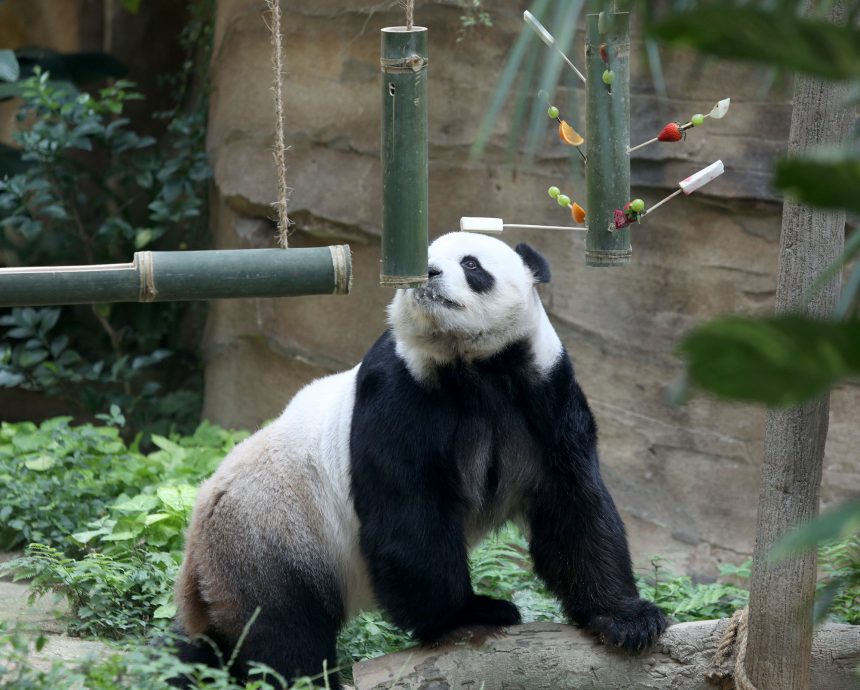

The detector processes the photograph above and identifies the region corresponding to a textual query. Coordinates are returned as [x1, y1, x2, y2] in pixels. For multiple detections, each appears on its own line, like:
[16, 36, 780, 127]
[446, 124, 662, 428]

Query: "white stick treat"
[679, 160, 724, 195]
[460, 217, 504, 233]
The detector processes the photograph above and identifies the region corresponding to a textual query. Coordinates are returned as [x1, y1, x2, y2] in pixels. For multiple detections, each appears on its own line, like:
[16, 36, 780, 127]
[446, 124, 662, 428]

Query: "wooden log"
[352, 621, 860, 690]
[0, 246, 352, 306]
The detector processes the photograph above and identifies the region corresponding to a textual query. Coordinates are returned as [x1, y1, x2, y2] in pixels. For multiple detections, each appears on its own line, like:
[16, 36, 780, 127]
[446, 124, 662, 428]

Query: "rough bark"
[745, 3, 854, 689]
[351, 621, 860, 690]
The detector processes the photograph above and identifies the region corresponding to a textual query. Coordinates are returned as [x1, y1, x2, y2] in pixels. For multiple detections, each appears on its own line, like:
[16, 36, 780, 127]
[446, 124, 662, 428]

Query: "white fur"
[389, 232, 562, 382]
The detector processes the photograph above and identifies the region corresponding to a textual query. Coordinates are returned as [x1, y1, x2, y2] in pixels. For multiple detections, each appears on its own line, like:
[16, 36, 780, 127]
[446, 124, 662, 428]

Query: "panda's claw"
[586, 598, 667, 653]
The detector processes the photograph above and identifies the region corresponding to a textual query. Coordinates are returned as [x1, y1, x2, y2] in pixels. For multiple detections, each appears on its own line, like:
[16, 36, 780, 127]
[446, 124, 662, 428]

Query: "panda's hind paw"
[587, 598, 667, 653]
[462, 594, 522, 628]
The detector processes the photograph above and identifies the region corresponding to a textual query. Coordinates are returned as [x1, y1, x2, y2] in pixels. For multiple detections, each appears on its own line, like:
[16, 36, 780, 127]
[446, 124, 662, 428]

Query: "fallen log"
[352, 621, 860, 690]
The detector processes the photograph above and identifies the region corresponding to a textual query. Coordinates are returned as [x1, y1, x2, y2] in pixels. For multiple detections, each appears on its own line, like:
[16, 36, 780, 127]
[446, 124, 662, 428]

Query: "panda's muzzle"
[414, 284, 463, 309]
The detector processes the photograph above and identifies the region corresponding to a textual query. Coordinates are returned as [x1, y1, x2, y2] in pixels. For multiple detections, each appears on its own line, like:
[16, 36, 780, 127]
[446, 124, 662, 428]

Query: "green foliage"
[775, 150, 860, 218]
[679, 316, 860, 406]
[0, 7, 213, 434]
[7, 544, 178, 639]
[0, 621, 324, 690]
[818, 536, 860, 625]
[0, 418, 244, 638]
[637, 558, 750, 622]
[0, 416, 147, 550]
[469, 523, 563, 623]
[0, 416, 245, 552]
[648, 5, 860, 81]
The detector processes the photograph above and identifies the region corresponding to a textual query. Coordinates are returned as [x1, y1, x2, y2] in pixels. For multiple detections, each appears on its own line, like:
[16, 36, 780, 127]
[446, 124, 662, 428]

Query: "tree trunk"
[351, 622, 860, 690]
[745, 3, 853, 689]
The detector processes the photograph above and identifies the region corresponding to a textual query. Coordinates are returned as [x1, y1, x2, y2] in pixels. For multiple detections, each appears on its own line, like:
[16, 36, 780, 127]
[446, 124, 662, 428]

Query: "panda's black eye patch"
[460, 255, 495, 293]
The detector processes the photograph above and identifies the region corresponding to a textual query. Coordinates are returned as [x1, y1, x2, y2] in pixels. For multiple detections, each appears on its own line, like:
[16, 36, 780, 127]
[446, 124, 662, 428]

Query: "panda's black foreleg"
[357, 493, 521, 644]
[527, 463, 666, 652]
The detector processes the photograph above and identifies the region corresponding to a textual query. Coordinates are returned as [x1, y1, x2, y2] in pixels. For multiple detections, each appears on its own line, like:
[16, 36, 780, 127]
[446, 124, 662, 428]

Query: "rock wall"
[203, 0, 859, 576]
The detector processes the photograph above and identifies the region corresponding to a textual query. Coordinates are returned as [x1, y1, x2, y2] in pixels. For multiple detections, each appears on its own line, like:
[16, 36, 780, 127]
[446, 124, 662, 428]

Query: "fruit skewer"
[627, 98, 731, 154]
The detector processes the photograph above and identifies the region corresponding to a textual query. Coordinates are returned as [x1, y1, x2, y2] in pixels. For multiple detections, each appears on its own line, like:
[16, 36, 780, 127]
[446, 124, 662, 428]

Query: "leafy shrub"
[0, 417, 246, 638]
[0, 417, 244, 552]
[637, 558, 750, 622]
[0, 5, 213, 435]
[817, 535, 860, 624]
[0, 621, 326, 690]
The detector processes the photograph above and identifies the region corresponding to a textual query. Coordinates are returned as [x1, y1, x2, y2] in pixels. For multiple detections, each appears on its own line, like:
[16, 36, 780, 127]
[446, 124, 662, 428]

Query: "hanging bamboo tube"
[380, 25, 429, 288]
[585, 12, 631, 267]
[0, 247, 352, 307]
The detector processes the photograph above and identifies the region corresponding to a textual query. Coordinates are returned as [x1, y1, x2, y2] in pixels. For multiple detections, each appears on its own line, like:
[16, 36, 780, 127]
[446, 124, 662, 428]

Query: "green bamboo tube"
[0, 247, 352, 307]
[380, 26, 429, 288]
[585, 12, 631, 267]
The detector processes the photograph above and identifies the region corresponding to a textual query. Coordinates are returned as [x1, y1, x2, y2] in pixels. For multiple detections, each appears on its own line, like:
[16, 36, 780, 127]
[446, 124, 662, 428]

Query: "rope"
[706, 608, 759, 690]
[404, 0, 414, 30]
[265, 0, 290, 248]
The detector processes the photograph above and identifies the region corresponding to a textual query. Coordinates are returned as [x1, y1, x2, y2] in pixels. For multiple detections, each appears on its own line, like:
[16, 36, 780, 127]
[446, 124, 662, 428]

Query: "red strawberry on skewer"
[657, 122, 685, 142]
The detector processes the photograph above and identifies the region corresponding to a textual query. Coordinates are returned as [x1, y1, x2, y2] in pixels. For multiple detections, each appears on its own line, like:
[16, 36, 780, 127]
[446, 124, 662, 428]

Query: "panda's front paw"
[462, 594, 522, 628]
[587, 598, 666, 653]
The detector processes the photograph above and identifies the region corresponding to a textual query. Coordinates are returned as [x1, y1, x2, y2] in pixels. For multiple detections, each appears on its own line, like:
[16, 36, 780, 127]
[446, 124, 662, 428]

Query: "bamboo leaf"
[470, 0, 551, 160]
[775, 151, 860, 216]
[680, 316, 860, 406]
[649, 7, 860, 80]
[770, 500, 860, 561]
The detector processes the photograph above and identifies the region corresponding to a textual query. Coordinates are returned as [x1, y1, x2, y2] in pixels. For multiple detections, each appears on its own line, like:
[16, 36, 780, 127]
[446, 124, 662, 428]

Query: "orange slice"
[571, 202, 586, 223]
[558, 120, 584, 146]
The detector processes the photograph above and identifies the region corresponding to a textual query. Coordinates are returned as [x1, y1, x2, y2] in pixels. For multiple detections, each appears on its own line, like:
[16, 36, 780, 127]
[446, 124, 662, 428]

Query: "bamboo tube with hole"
[380, 25, 429, 288]
[0, 247, 352, 307]
[585, 12, 631, 267]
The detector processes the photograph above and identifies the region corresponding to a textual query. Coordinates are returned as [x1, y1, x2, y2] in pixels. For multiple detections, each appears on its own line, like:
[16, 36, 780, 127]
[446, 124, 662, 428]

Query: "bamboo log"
[0, 247, 352, 307]
[380, 26, 429, 288]
[352, 621, 860, 690]
[585, 12, 631, 267]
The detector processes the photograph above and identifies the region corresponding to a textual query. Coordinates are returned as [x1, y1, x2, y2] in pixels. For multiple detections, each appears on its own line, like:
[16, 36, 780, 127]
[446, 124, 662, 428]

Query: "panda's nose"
[428, 265, 442, 279]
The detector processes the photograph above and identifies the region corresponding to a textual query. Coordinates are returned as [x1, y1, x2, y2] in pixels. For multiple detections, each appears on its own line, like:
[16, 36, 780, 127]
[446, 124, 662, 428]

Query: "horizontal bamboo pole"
[0, 247, 352, 307]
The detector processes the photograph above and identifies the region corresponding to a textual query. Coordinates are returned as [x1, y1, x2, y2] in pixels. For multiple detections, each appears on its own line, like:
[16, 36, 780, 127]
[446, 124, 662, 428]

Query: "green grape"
[629, 198, 645, 213]
[556, 194, 571, 207]
[602, 69, 615, 85]
[547, 105, 560, 119]
[691, 113, 705, 126]
[547, 186, 560, 199]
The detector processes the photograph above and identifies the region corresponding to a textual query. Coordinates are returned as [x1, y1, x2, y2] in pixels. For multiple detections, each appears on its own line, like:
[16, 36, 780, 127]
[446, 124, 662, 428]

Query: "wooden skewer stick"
[643, 160, 726, 218]
[627, 98, 732, 154]
[460, 217, 587, 233]
[524, 11, 586, 84]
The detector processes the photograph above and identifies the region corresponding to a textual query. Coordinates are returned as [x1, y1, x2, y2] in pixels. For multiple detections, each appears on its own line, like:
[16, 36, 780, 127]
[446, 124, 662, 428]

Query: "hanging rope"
[706, 608, 759, 690]
[265, 0, 290, 248]
[404, 0, 414, 30]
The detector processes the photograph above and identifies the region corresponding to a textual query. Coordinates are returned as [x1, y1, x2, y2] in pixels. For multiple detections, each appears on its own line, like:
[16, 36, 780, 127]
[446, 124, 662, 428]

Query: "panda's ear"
[515, 243, 551, 284]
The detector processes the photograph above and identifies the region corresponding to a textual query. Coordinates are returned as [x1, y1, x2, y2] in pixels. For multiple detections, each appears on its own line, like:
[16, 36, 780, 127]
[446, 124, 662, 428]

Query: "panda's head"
[388, 232, 554, 375]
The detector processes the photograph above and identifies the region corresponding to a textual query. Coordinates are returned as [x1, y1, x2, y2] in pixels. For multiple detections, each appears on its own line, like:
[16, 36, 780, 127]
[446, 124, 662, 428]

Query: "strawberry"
[657, 122, 684, 142]
[599, 43, 609, 64]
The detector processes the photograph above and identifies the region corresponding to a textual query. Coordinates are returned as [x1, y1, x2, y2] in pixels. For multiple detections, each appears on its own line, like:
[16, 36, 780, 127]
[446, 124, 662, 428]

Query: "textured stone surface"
[202, 0, 860, 577]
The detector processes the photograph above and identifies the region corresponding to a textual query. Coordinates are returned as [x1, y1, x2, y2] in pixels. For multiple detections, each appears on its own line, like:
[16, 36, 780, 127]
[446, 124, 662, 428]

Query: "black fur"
[515, 243, 551, 283]
[172, 568, 343, 689]
[461, 255, 496, 293]
[350, 332, 665, 650]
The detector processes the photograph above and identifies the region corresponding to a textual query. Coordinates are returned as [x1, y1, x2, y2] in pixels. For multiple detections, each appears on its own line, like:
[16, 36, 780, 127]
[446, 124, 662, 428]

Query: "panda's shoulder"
[355, 331, 416, 396]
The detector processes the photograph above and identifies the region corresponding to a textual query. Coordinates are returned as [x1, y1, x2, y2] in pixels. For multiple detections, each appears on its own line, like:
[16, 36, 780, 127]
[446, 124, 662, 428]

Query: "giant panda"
[173, 231, 666, 688]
